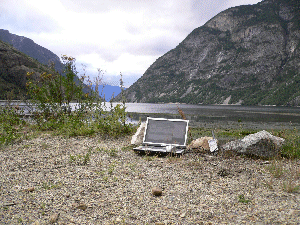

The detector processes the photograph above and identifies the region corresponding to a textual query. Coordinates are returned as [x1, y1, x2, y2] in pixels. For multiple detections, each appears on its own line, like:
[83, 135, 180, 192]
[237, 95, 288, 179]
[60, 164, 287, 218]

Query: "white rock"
[221, 130, 285, 158]
[131, 122, 146, 145]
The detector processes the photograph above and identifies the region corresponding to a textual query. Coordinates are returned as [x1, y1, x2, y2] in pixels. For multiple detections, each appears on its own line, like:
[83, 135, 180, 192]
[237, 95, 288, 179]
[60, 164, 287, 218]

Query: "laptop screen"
[143, 117, 189, 146]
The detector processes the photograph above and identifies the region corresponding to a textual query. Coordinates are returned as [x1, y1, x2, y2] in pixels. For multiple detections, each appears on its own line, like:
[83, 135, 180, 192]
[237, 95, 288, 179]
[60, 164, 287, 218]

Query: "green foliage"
[26, 55, 87, 129]
[0, 54, 135, 144]
[260, 75, 300, 106]
[26, 55, 134, 137]
[274, 129, 300, 159]
[238, 194, 251, 204]
[102, 147, 118, 157]
[282, 141, 300, 159]
[0, 105, 25, 145]
[190, 127, 258, 143]
[69, 149, 91, 165]
[42, 181, 62, 190]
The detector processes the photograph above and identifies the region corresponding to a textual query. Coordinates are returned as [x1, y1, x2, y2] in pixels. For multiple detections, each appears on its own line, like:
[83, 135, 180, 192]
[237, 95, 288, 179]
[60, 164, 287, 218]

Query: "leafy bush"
[0, 105, 25, 145]
[26, 55, 134, 137]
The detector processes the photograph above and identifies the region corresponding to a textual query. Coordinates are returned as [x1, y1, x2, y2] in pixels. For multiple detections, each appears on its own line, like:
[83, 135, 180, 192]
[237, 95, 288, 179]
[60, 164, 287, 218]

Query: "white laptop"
[133, 117, 189, 154]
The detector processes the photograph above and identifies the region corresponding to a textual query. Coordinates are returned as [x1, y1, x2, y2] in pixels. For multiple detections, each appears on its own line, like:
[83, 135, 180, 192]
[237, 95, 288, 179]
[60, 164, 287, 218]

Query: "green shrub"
[26, 55, 134, 137]
[281, 136, 300, 159]
[0, 106, 25, 145]
[274, 129, 300, 159]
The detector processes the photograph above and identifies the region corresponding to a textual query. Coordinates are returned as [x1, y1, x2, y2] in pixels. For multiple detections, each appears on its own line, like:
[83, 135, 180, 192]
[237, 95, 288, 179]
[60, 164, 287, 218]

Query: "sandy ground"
[0, 134, 299, 224]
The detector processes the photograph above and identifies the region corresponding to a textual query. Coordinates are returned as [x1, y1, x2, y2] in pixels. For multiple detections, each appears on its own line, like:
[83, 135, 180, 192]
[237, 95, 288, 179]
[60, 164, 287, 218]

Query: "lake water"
[121, 103, 300, 130]
[2, 101, 300, 130]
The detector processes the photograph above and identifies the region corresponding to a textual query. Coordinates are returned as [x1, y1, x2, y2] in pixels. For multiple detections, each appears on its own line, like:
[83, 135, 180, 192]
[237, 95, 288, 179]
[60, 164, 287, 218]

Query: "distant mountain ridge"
[0, 29, 63, 73]
[0, 39, 52, 99]
[115, 0, 300, 106]
[0, 30, 124, 99]
[0, 30, 89, 99]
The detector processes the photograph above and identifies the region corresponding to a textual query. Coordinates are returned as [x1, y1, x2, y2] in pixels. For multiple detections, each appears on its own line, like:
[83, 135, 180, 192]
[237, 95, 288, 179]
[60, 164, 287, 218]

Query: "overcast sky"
[1, 0, 261, 87]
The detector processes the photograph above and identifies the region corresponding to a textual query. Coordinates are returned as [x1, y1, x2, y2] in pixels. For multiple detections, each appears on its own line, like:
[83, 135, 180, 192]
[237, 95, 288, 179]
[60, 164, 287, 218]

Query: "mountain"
[0, 29, 63, 73]
[115, 0, 300, 106]
[0, 40, 52, 99]
[0, 30, 93, 99]
[0, 30, 122, 100]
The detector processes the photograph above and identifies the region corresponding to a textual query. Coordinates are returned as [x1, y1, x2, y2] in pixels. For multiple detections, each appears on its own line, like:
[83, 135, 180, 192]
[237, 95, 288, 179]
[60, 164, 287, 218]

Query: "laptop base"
[133, 145, 185, 154]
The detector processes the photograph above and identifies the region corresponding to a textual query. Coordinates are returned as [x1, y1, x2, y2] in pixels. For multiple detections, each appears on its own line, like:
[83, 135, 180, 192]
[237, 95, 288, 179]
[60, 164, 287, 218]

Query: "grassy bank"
[1, 105, 299, 159]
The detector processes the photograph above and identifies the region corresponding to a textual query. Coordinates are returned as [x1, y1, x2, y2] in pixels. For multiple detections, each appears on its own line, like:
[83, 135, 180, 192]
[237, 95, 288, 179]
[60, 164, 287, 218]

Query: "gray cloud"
[1, 0, 262, 86]
[119, 37, 177, 57]
[60, 0, 175, 14]
[1, 1, 60, 33]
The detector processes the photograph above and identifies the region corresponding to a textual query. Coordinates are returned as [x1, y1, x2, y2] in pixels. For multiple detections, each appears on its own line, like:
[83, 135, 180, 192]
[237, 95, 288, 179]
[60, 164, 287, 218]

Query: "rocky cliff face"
[0, 30, 92, 99]
[0, 29, 63, 73]
[116, 0, 300, 106]
[0, 40, 51, 99]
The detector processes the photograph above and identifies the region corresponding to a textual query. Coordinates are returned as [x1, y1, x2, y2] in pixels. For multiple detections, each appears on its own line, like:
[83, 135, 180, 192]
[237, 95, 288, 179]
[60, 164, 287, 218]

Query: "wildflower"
[27, 72, 33, 77]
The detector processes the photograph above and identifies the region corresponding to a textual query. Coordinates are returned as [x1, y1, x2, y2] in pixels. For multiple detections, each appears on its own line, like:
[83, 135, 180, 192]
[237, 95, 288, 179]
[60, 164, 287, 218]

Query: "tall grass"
[273, 128, 300, 159]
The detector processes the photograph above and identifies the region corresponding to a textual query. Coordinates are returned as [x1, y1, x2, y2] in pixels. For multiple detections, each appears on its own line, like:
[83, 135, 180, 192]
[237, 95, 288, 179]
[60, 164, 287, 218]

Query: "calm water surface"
[123, 103, 299, 121]
[2, 101, 300, 129]
[121, 103, 300, 130]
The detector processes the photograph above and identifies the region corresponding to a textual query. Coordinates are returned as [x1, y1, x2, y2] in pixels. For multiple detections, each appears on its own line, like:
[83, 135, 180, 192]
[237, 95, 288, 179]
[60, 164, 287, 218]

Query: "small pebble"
[49, 213, 59, 223]
[152, 187, 162, 196]
[77, 203, 87, 210]
[27, 187, 35, 192]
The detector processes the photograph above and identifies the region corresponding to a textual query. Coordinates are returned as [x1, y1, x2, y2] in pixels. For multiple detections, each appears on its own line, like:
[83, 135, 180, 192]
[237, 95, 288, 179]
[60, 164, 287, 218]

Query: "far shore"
[1, 99, 300, 107]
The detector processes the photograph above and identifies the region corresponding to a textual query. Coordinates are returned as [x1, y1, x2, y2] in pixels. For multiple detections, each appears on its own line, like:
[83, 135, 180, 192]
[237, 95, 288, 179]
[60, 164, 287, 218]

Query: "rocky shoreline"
[1, 134, 299, 224]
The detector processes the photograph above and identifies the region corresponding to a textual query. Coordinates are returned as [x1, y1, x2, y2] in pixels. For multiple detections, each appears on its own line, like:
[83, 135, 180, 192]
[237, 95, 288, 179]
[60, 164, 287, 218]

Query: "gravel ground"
[0, 134, 300, 224]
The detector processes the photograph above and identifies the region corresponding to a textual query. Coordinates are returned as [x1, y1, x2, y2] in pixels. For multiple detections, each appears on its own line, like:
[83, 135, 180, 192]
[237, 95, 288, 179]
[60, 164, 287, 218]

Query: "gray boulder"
[221, 130, 285, 158]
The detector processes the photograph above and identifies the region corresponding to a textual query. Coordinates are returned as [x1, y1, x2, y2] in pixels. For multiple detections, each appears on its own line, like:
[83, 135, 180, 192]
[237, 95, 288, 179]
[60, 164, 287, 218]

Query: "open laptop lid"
[143, 117, 189, 147]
